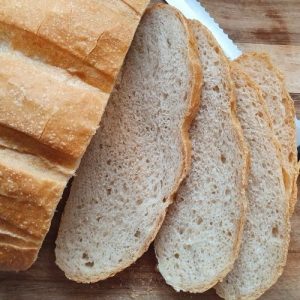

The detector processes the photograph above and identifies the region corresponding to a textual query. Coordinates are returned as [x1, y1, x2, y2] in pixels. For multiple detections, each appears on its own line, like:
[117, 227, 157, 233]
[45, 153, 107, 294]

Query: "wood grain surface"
[1, 1, 300, 299]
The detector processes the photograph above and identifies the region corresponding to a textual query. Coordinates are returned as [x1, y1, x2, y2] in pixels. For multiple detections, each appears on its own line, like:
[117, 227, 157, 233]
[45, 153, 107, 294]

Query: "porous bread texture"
[216, 63, 290, 300]
[236, 53, 298, 216]
[55, 4, 202, 283]
[154, 20, 248, 293]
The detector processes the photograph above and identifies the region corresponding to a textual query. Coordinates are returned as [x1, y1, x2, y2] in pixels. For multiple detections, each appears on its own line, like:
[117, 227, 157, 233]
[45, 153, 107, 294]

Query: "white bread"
[55, 4, 202, 283]
[0, 0, 150, 271]
[216, 63, 290, 300]
[154, 21, 248, 293]
[236, 53, 298, 215]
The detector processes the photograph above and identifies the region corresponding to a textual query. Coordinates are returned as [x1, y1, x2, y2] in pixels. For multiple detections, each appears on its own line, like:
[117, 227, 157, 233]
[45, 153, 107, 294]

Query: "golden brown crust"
[0, 0, 150, 271]
[60, 3, 203, 283]
[0, 0, 150, 93]
[0, 243, 38, 271]
[236, 52, 298, 216]
[0, 51, 106, 159]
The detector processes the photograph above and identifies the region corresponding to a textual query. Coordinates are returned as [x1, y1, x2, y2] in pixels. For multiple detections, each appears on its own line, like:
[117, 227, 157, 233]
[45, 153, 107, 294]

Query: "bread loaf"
[55, 3, 202, 283]
[216, 63, 290, 300]
[0, 0, 150, 271]
[154, 21, 248, 293]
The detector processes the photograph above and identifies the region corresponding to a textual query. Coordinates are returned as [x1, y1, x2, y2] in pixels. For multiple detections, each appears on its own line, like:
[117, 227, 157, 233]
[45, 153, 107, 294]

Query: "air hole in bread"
[196, 216, 203, 225]
[136, 198, 143, 205]
[85, 261, 94, 267]
[184, 91, 188, 101]
[106, 188, 112, 196]
[162, 92, 168, 100]
[162, 197, 166, 203]
[221, 154, 226, 163]
[134, 230, 141, 238]
[174, 253, 179, 259]
[183, 244, 191, 250]
[256, 111, 263, 118]
[213, 85, 220, 92]
[272, 226, 279, 237]
[82, 252, 88, 260]
[167, 38, 171, 47]
[176, 79, 182, 86]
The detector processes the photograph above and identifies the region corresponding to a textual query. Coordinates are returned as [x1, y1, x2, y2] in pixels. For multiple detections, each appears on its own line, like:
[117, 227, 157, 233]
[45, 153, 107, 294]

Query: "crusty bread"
[236, 53, 298, 215]
[154, 21, 248, 293]
[0, 0, 150, 271]
[216, 63, 290, 300]
[0, 0, 149, 92]
[55, 3, 202, 283]
[0, 45, 103, 271]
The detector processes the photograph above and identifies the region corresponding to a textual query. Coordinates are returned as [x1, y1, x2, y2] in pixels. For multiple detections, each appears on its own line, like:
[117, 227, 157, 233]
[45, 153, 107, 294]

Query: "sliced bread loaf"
[216, 63, 290, 300]
[236, 53, 298, 215]
[154, 21, 248, 293]
[55, 4, 202, 283]
[0, 0, 150, 271]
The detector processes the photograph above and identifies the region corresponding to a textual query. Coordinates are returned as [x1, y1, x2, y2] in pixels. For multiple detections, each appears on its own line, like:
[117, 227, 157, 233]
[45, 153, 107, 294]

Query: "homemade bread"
[0, 0, 150, 271]
[236, 53, 298, 215]
[154, 21, 248, 293]
[216, 63, 290, 300]
[55, 4, 201, 283]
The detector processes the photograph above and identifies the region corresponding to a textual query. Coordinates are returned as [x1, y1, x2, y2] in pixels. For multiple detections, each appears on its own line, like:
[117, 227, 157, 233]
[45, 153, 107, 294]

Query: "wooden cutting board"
[1, 1, 300, 299]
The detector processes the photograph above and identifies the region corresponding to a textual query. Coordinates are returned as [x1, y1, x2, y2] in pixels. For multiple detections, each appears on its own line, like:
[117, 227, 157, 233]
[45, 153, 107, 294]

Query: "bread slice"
[154, 21, 248, 293]
[0, 0, 150, 271]
[55, 4, 202, 283]
[216, 63, 290, 300]
[236, 53, 298, 215]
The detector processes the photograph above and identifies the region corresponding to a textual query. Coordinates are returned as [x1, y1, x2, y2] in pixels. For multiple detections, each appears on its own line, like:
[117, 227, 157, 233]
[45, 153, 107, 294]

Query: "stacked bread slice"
[155, 21, 249, 293]
[155, 19, 295, 300]
[0, 0, 150, 271]
[216, 63, 291, 300]
[236, 53, 298, 216]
